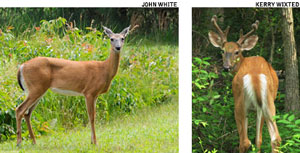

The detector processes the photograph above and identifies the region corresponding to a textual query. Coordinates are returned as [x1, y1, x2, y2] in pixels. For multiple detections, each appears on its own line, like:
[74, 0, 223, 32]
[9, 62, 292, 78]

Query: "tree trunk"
[267, 9, 275, 64]
[281, 8, 300, 111]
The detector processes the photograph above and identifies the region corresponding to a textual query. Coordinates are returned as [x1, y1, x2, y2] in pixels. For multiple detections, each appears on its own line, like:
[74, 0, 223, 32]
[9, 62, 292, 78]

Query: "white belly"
[51, 88, 83, 96]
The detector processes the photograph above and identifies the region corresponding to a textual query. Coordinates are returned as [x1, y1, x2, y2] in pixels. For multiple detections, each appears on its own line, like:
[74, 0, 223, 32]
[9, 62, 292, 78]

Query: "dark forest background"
[0, 8, 178, 43]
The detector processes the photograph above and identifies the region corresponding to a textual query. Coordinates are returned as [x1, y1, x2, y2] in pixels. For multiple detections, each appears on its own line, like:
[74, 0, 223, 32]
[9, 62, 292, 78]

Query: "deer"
[15, 25, 131, 146]
[208, 15, 281, 153]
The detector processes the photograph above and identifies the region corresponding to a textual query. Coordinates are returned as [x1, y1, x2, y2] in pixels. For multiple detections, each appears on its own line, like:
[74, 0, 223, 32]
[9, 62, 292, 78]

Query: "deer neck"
[232, 54, 244, 74]
[105, 48, 121, 78]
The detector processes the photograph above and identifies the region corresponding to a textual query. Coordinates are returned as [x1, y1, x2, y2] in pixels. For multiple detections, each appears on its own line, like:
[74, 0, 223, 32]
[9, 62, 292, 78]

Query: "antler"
[237, 20, 259, 45]
[211, 15, 230, 43]
[130, 24, 140, 33]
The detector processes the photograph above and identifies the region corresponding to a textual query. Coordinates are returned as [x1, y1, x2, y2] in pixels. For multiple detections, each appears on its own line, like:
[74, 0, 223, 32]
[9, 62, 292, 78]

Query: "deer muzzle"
[223, 53, 232, 70]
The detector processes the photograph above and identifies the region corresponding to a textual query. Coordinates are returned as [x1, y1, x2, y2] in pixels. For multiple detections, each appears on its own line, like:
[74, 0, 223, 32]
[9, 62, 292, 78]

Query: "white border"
[0, 0, 134, 7]
[0, 0, 181, 7]
[0, 1, 187, 152]
[179, 2, 192, 153]
[5, 0, 296, 152]
[191, 0, 300, 7]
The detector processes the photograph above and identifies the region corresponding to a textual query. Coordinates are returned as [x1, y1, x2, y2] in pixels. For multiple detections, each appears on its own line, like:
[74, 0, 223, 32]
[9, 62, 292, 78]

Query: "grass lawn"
[0, 100, 178, 153]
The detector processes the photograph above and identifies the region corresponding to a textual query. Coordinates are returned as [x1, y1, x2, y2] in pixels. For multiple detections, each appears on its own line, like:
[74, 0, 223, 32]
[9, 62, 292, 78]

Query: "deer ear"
[120, 26, 131, 37]
[103, 26, 114, 37]
[240, 35, 258, 51]
[208, 31, 223, 48]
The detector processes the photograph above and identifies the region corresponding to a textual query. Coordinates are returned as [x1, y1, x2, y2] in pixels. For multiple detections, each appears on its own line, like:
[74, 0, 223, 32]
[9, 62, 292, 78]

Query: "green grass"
[0, 100, 178, 153]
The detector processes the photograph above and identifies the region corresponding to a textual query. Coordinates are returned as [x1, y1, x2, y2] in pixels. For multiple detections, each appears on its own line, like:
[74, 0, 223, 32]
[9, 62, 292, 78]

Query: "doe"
[15, 26, 131, 146]
[208, 15, 281, 153]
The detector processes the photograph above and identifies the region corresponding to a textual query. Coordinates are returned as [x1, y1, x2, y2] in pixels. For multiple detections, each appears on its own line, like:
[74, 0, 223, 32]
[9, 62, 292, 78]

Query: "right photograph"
[192, 8, 300, 153]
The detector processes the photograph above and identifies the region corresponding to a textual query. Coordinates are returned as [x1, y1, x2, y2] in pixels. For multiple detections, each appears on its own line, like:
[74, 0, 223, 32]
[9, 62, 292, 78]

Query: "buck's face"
[222, 42, 242, 70]
[103, 26, 131, 52]
[208, 15, 259, 71]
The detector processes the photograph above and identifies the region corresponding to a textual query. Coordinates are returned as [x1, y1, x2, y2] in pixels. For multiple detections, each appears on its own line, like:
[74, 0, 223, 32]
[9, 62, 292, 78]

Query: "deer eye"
[121, 38, 124, 41]
[110, 38, 114, 42]
[235, 51, 239, 55]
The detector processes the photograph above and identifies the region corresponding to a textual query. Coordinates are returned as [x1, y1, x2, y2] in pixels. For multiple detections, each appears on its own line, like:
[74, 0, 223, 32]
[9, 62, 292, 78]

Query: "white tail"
[208, 15, 281, 153]
[15, 25, 131, 146]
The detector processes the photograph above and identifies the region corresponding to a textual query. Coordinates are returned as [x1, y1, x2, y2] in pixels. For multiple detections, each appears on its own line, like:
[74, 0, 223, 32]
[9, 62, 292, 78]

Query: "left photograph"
[0, 8, 178, 152]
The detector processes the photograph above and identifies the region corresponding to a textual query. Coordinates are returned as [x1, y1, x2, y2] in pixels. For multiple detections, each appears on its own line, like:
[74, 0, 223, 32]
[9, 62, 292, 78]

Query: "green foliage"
[0, 100, 178, 152]
[276, 113, 300, 152]
[192, 57, 236, 152]
[0, 58, 20, 141]
[0, 16, 178, 142]
[0, 8, 178, 43]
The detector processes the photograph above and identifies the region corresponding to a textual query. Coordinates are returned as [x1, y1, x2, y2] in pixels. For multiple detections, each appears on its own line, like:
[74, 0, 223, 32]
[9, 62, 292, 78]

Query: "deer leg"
[85, 94, 97, 145]
[24, 102, 40, 144]
[264, 96, 281, 153]
[256, 109, 264, 153]
[266, 120, 281, 153]
[235, 98, 251, 153]
[16, 92, 44, 146]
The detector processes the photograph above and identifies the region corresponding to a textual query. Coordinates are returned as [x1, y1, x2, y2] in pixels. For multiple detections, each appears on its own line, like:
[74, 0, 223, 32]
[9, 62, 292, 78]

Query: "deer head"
[103, 26, 131, 52]
[208, 15, 259, 71]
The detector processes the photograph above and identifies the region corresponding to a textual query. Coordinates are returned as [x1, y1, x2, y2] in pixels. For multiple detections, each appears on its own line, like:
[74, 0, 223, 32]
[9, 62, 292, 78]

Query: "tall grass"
[0, 17, 178, 141]
[0, 99, 178, 152]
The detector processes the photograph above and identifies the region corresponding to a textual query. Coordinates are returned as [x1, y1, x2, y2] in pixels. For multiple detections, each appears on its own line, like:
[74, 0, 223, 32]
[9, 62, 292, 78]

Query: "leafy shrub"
[276, 113, 300, 152]
[192, 57, 240, 152]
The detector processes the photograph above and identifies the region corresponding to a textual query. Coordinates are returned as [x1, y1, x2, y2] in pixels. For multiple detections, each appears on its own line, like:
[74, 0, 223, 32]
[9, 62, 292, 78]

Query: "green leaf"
[202, 61, 210, 66]
[288, 115, 295, 122]
[201, 122, 208, 127]
[213, 95, 220, 99]
[273, 115, 280, 120]
[277, 120, 290, 124]
[200, 70, 208, 74]
[295, 119, 300, 125]
[198, 97, 206, 102]
[283, 113, 289, 120]
[194, 120, 201, 125]
[286, 124, 297, 128]
[202, 57, 211, 61]
[293, 138, 300, 143]
[219, 110, 224, 115]
[292, 128, 300, 132]
[193, 120, 208, 127]
[195, 82, 206, 89]
[202, 107, 207, 113]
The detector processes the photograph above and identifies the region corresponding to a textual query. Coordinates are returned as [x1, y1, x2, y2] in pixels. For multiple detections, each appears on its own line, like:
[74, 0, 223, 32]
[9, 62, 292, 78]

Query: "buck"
[208, 15, 281, 152]
[15, 25, 130, 146]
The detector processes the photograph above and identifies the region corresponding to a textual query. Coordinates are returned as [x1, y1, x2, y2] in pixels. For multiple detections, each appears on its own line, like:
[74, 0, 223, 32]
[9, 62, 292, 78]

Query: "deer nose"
[115, 47, 121, 51]
[223, 64, 231, 71]
[223, 67, 230, 72]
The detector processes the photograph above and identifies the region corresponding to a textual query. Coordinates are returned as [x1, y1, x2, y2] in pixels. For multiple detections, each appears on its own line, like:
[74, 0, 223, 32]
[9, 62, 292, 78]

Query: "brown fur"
[21, 53, 119, 95]
[232, 55, 281, 153]
[233, 56, 273, 107]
